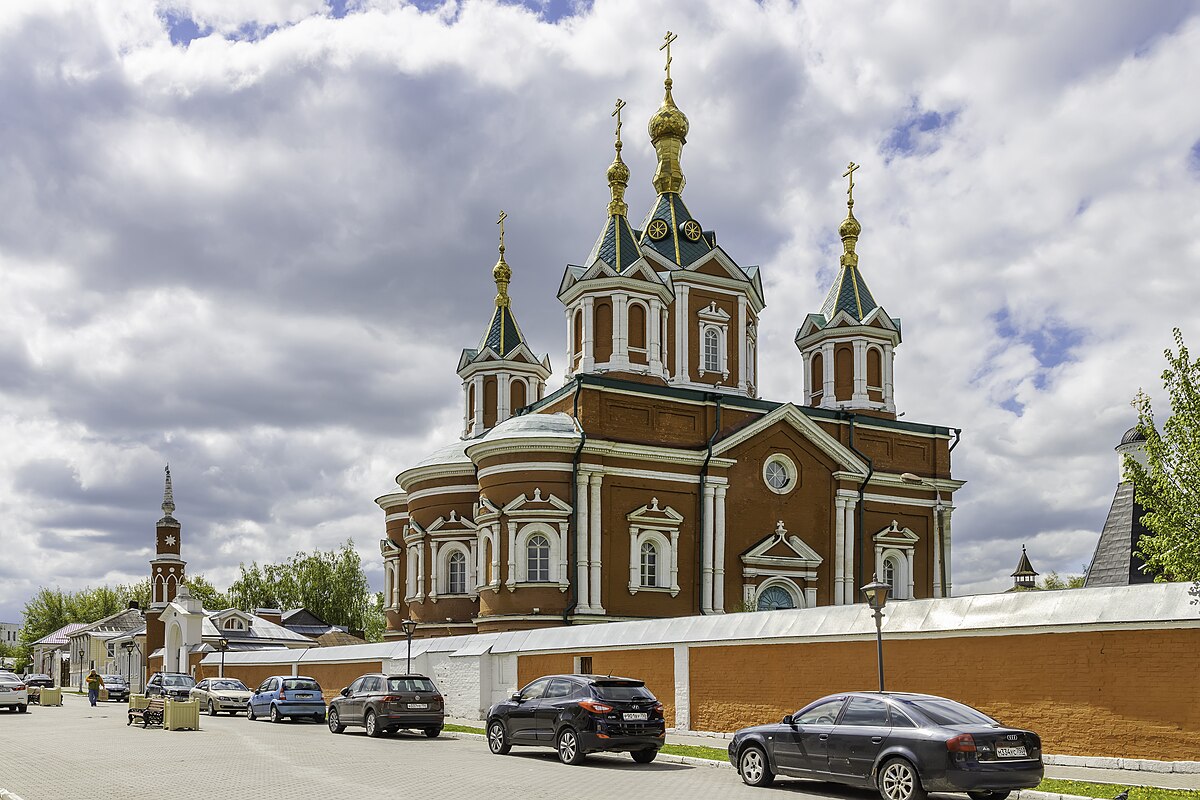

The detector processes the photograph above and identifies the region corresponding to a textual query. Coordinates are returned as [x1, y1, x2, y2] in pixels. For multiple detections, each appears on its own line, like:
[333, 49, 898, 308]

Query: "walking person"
[85, 669, 105, 707]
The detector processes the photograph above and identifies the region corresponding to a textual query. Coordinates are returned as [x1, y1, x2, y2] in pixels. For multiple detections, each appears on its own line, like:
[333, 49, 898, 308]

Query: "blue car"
[247, 675, 326, 723]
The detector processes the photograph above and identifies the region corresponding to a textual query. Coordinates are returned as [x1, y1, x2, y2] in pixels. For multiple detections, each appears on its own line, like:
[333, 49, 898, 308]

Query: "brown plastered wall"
[688, 628, 1200, 761]
[517, 647, 676, 726]
[195, 663, 283, 689]
[685, 288, 739, 388]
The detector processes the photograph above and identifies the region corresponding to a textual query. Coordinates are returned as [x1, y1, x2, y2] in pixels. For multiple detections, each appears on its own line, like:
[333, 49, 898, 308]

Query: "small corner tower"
[795, 164, 901, 415]
[1083, 425, 1155, 587]
[150, 465, 186, 609]
[1011, 545, 1038, 590]
[458, 213, 550, 438]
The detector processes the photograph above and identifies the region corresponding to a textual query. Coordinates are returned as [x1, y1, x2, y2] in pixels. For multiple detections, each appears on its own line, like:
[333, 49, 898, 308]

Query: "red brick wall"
[518, 648, 676, 726]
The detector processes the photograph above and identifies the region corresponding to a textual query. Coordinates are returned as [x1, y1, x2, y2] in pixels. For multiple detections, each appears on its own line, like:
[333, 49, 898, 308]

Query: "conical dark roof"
[638, 193, 712, 267]
[820, 263, 878, 321]
[479, 305, 526, 358]
[586, 214, 642, 274]
[1011, 545, 1038, 578]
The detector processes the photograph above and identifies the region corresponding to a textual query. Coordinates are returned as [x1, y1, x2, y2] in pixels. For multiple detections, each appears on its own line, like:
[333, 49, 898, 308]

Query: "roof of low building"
[30, 622, 89, 647]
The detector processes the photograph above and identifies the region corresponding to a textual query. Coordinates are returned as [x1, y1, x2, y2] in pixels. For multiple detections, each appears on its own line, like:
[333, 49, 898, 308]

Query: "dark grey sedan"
[729, 692, 1043, 800]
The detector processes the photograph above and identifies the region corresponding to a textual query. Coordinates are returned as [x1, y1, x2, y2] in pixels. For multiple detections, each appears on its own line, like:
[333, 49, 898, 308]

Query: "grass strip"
[659, 743, 729, 761]
[1035, 780, 1200, 800]
[444, 723, 485, 735]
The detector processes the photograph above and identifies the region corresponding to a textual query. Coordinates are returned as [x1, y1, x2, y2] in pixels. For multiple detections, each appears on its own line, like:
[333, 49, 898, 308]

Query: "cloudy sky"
[1, 0, 1198, 623]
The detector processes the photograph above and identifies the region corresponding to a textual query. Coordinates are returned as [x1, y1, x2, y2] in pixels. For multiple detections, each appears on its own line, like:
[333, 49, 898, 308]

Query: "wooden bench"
[128, 697, 165, 728]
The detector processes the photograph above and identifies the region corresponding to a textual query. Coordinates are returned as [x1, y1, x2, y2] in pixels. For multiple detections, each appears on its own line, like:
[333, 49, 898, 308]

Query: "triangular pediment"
[874, 521, 919, 547]
[711, 403, 869, 476]
[627, 497, 685, 527]
[742, 523, 824, 568]
[427, 510, 478, 535]
[503, 488, 572, 516]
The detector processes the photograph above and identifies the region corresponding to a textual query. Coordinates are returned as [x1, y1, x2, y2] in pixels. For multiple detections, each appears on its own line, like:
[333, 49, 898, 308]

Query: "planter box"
[39, 687, 63, 706]
[164, 698, 200, 731]
[128, 694, 149, 711]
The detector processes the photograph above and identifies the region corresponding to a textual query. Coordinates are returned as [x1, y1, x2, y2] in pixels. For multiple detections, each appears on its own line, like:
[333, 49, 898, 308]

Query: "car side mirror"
[510, 692, 523, 703]
[783, 714, 795, 726]
[340, 687, 350, 697]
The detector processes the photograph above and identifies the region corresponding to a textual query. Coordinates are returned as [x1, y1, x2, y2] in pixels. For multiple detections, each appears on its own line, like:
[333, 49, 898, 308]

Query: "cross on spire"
[612, 97, 626, 145]
[661, 30, 678, 82]
[843, 161, 860, 208]
[497, 209, 507, 254]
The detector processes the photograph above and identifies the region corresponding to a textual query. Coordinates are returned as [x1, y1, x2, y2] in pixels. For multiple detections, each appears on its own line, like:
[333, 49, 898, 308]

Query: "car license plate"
[997, 745, 1028, 758]
[408, 703, 428, 709]
[623, 712, 648, 721]
[295, 693, 312, 699]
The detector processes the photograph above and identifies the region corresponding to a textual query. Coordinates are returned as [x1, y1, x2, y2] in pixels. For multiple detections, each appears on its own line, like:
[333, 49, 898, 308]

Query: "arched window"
[810, 352, 823, 401]
[448, 551, 467, 594]
[756, 585, 796, 611]
[526, 534, 551, 582]
[703, 328, 720, 372]
[573, 309, 583, 363]
[883, 556, 897, 590]
[868, 346, 883, 389]
[483, 538, 494, 585]
[628, 302, 647, 349]
[640, 541, 659, 587]
[511, 379, 526, 412]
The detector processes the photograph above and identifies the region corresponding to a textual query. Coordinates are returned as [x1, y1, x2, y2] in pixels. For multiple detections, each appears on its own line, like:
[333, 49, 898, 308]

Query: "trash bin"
[164, 698, 200, 731]
[40, 687, 63, 706]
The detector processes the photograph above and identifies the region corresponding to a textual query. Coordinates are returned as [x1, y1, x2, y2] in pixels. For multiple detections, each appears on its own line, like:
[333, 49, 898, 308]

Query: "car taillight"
[653, 701, 664, 714]
[382, 695, 401, 702]
[14, 684, 25, 691]
[432, 694, 443, 701]
[578, 699, 614, 714]
[278, 691, 287, 701]
[947, 733, 977, 752]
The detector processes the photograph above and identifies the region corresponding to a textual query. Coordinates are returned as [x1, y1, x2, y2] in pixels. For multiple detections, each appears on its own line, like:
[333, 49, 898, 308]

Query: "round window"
[757, 585, 796, 611]
[762, 454, 797, 494]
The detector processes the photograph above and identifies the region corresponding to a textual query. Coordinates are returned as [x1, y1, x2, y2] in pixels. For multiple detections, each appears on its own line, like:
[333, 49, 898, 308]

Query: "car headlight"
[218, 696, 230, 701]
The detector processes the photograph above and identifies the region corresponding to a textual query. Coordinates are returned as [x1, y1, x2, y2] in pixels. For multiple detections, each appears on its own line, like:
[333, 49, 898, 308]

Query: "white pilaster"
[737, 295, 748, 393]
[588, 472, 604, 613]
[497, 373, 511, 424]
[565, 306, 574, 377]
[674, 285, 690, 382]
[905, 547, 916, 600]
[429, 540, 440, 601]
[649, 298, 663, 375]
[613, 292, 629, 369]
[843, 496, 857, 604]
[883, 342, 896, 412]
[468, 538, 478, 597]
[701, 483, 715, 614]
[575, 472, 590, 612]
[801, 351, 812, 405]
[506, 522, 517, 591]
[582, 296, 596, 372]
[942, 506, 953, 597]
[673, 644, 691, 731]
[932, 503, 944, 598]
[490, 524, 501, 588]
[852, 340, 868, 403]
[714, 484, 727, 612]
[417, 543, 425, 601]
[472, 375, 484, 435]
[669, 529, 680, 595]
[834, 497, 846, 605]
[628, 527, 639, 593]
[821, 341, 836, 407]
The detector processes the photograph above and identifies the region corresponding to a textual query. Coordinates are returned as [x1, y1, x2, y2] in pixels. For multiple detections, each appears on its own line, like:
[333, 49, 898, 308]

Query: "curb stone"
[1016, 792, 1105, 800]
[449, 731, 733, 769]
[1, 790, 28, 800]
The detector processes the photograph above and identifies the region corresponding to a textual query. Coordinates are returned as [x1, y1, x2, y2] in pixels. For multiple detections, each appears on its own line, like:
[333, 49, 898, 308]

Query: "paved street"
[0, 694, 883, 800]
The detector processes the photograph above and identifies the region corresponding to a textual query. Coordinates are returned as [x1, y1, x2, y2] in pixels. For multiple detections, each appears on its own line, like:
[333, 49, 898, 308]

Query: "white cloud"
[1, 0, 1198, 619]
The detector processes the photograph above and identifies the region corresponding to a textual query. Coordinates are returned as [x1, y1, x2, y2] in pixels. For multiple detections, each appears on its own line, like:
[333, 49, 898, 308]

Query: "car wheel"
[365, 710, 381, 737]
[327, 708, 345, 734]
[247, 703, 256, 720]
[269, 705, 282, 724]
[879, 758, 927, 800]
[424, 726, 441, 738]
[312, 713, 324, 723]
[968, 793, 1011, 800]
[738, 745, 775, 787]
[631, 749, 658, 764]
[17, 705, 28, 714]
[556, 727, 586, 765]
[487, 720, 511, 754]
[208, 701, 218, 716]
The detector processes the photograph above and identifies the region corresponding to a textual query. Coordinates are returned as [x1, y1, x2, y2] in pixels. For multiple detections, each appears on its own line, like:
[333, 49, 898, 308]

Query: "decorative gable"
[503, 488, 572, 518]
[874, 520, 919, 548]
[626, 497, 685, 528]
[741, 521, 824, 577]
[427, 509, 479, 538]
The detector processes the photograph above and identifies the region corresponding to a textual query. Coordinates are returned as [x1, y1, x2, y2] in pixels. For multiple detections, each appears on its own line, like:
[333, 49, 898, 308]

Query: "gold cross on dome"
[612, 98, 627, 144]
[497, 210, 507, 252]
[843, 161, 860, 206]
[661, 31, 678, 81]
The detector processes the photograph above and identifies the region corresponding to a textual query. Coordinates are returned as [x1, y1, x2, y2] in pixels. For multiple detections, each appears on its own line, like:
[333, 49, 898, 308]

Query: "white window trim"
[763, 453, 799, 495]
[435, 540, 476, 601]
[752, 576, 806, 611]
[513, 522, 568, 589]
[628, 528, 678, 595]
[697, 302, 730, 380]
[866, 344, 884, 391]
[879, 547, 911, 600]
[627, 298, 650, 355]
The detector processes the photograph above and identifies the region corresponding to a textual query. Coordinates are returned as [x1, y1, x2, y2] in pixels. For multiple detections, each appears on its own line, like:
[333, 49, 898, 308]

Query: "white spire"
[162, 464, 175, 518]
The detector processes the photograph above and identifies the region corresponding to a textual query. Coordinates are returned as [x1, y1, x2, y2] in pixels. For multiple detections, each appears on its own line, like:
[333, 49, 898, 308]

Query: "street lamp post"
[901, 472, 946, 597]
[217, 638, 229, 678]
[123, 641, 134, 684]
[860, 579, 892, 692]
[400, 619, 419, 675]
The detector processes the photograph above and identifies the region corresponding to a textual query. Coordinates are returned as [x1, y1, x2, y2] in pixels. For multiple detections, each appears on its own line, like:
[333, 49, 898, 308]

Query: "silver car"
[190, 677, 253, 715]
[0, 672, 28, 713]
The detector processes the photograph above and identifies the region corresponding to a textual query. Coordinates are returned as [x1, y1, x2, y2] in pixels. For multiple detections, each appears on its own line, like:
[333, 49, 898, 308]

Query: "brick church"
[376, 40, 964, 639]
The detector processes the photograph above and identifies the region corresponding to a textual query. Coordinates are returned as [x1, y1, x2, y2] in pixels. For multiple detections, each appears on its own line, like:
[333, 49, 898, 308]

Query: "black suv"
[486, 674, 665, 765]
[145, 672, 195, 700]
[327, 673, 444, 738]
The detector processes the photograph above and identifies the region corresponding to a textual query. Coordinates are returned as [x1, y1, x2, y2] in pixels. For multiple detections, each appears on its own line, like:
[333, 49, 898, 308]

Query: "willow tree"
[1126, 328, 1200, 582]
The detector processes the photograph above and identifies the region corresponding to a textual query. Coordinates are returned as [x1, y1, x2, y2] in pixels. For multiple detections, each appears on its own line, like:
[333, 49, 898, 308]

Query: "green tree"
[1038, 571, 1086, 590]
[183, 574, 230, 610]
[227, 541, 383, 640]
[1127, 328, 1200, 582]
[17, 581, 150, 660]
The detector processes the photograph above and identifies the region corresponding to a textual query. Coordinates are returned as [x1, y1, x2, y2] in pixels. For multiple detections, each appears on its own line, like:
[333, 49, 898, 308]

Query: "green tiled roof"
[819, 264, 878, 322]
[637, 193, 713, 267]
[586, 214, 642, 273]
[479, 304, 526, 358]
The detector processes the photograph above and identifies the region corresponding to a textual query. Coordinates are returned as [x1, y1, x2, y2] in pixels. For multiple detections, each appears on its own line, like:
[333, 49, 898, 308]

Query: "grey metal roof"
[1084, 482, 1155, 587]
[820, 262, 878, 321]
[1120, 426, 1146, 446]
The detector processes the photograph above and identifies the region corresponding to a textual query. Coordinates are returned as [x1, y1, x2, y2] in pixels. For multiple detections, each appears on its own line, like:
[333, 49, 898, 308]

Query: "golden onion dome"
[838, 210, 861, 239]
[648, 79, 689, 144]
[607, 147, 631, 185]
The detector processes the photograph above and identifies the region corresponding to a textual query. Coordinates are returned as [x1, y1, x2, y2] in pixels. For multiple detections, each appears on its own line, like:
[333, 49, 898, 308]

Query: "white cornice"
[465, 436, 581, 463]
[397, 462, 476, 493]
[477, 461, 574, 479]
[711, 403, 868, 475]
[405, 484, 480, 504]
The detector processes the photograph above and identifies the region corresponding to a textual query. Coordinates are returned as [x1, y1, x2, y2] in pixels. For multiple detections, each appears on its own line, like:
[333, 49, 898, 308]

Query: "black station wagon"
[729, 691, 1043, 800]
[486, 674, 665, 765]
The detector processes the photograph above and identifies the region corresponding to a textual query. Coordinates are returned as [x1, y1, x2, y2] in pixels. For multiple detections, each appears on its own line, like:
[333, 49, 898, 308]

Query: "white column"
[843, 498, 857, 604]
[588, 473, 604, 613]
[714, 484, 727, 612]
[575, 472, 591, 612]
[801, 351, 812, 405]
[648, 298, 663, 375]
[557, 521, 570, 587]
[905, 548, 916, 600]
[497, 373, 511, 423]
[874, 545, 883, 581]
[406, 546, 416, 601]
[613, 292, 629, 369]
[661, 315, 669, 376]
[883, 342, 896, 412]
[506, 522, 517, 590]
[392, 559, 401, 607]
[852, 340, 868, 403]
[942, 506, 953, 597]
[462, 381, 471, 437]
[417, 543, 425, 600]
[737, 295, 748, 393]
[468, 538, 478, 596]
[674, 285, 690, 382]
[490, 525, 501, 588]
[833, 497, 846, 605]
[932, 502, 944, 598]
[701, 483, 715, 614]
[628, 527, 639, 593]
[429, 540, 440, 600]
[565, 306, 574, 377]
[472, 375, 484, 435]
[821, 341, 836, 406]
[475, 531, 486, 590]
[673, 644, 690, 731]
[669, 529, 680, 595]
[582, 296, 596, 371]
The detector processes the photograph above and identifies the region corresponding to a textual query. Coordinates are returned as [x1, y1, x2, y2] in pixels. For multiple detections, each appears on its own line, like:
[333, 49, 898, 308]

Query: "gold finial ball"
[839, 213, 861, 239]
[648, 80, 689, 143]
[493, 257, 511, 284]
[607, 154, 630, 185]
